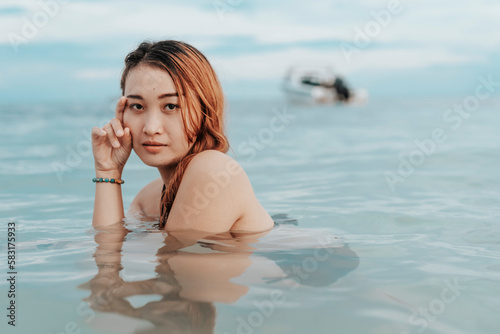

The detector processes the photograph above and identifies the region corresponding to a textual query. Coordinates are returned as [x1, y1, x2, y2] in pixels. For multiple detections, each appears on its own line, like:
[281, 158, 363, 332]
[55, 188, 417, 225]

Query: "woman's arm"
[92, 170, 127, 227]
[91, 97, 133, 227]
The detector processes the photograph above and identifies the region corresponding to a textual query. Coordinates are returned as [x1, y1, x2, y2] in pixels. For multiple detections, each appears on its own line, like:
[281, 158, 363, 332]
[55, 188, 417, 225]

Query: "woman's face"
[123, 64, 194, 169]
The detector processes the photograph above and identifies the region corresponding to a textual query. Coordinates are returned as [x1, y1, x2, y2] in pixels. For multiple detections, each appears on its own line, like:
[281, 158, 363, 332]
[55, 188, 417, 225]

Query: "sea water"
[1, 97, 499, 333]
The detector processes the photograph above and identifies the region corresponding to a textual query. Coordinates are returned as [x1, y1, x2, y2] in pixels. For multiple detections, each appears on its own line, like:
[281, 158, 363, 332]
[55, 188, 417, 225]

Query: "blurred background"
[1, 0, 500, 103]
[2, 1, 500, 333]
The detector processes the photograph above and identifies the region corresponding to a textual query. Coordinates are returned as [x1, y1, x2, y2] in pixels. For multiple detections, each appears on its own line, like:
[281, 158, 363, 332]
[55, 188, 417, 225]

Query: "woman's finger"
[110, 118, 124, 137]
[103, 123, 120, 148]
[115, 97, 127, 124]
[122, 127, 133, 149]
[92, 126, 107, 140]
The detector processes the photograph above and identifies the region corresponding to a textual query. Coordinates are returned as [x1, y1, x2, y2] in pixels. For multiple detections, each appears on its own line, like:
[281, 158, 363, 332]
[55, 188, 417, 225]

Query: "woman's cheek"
[123, 115, 135, 133]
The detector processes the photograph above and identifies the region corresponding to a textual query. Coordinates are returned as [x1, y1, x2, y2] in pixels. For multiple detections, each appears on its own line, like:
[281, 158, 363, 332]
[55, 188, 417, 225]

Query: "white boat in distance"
[282, 66, 368, 105]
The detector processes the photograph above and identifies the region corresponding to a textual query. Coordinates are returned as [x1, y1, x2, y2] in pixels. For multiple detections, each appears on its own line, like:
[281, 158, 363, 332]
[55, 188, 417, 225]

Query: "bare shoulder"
[188, 150, 244, 177]
[185, 150, 254, 206]
[166, 150, 274, 232]
[127, 177, 164, 218]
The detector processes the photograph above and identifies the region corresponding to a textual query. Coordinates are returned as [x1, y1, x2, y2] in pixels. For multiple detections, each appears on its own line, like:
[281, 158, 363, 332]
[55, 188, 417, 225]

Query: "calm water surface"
[1, 97, 499, 333]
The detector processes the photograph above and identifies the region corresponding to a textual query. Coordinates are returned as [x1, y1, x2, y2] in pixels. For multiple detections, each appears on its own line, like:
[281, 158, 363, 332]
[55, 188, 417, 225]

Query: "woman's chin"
[136, 155, 163, 168]
[134, 147, 188, 169]
[137, 155, 177, 169]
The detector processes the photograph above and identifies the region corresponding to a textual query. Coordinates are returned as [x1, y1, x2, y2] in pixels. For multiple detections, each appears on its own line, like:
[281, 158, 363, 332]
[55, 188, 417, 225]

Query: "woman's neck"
[158, 164, 177, 186]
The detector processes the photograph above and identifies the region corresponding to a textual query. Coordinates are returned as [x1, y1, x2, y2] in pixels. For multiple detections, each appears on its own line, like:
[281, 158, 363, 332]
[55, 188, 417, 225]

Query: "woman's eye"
[165, 104, 178, 111]
[130, 104, 143, 111]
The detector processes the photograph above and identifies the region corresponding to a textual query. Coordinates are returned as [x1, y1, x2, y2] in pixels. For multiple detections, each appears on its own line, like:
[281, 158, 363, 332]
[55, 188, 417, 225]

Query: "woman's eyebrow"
[158, 93, 178, 99]
[126, 94, 143, 100]
[126, 93, 178, 100]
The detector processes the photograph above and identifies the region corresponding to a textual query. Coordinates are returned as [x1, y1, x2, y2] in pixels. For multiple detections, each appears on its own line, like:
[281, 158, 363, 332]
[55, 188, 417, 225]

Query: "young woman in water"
[91, 40, 274, 233]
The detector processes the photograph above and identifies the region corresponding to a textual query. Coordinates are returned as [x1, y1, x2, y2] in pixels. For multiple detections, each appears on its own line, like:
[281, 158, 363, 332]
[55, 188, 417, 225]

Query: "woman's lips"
[143, 144, 166, 153]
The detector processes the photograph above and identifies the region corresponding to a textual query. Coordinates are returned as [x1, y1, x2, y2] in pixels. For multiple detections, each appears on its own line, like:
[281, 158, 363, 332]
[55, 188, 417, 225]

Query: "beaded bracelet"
[92, 177, 125, 184]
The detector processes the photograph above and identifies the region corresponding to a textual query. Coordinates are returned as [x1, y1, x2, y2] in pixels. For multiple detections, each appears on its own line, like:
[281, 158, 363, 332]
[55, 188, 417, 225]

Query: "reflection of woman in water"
[91, 40, 274, 232]
[79, 222, 359, 333]
[80, 226, 266, 333]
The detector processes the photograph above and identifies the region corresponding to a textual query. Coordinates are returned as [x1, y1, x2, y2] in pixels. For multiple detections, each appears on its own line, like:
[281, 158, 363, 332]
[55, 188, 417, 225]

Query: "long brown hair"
[120, 40, 229, 228]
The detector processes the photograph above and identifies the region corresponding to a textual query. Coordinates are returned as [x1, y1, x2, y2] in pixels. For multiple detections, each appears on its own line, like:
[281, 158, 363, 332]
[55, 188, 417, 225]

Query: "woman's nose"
[143, 112, 163, 135]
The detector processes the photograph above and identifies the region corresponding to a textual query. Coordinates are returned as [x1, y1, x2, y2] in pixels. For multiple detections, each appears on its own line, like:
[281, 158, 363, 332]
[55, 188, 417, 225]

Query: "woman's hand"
[91, 97, 132, 174]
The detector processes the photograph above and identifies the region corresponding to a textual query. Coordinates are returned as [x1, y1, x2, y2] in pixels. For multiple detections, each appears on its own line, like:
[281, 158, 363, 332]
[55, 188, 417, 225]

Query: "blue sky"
[1, 0, 500, 103]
